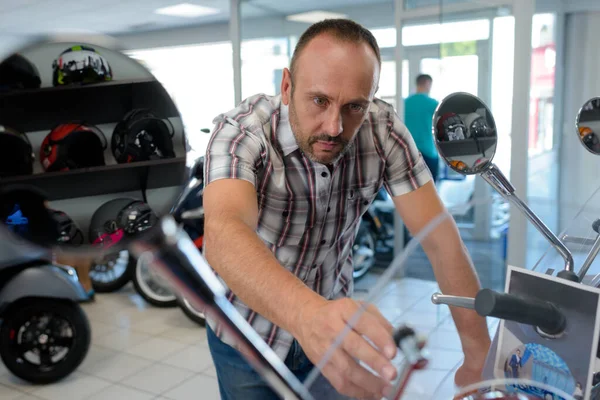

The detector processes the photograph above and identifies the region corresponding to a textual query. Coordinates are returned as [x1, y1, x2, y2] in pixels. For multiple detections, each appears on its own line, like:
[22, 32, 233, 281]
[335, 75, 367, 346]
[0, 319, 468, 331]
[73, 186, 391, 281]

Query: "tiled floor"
[0, 275, 499, 400]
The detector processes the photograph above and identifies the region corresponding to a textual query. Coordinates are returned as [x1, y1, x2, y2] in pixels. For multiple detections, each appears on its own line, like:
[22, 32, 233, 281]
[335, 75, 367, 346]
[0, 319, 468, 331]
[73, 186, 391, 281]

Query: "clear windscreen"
[299, 195, 584, 400]
[531, 186, 600, 286]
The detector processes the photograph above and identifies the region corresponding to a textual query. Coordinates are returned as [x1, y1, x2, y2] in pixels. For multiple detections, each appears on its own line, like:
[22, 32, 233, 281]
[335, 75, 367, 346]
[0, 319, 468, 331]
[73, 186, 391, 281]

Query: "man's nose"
[323, 108, 343, 137]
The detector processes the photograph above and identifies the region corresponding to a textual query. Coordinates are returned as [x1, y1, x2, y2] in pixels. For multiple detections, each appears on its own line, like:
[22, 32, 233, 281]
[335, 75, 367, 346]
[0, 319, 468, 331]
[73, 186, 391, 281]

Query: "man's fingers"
[342, 330, 397, 382]
[342, 304, 397, 359]
[332, 348, 392, 399]
[362, 301, 394, 333]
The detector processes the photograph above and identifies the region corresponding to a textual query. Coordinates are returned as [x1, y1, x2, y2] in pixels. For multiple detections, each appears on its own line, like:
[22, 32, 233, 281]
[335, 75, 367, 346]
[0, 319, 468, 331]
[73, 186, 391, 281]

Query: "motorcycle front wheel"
[177, 296, 206, 327]
[0, 299, 91, 384]
[89, 249, 136, 293]
[132, 251, 177, 308]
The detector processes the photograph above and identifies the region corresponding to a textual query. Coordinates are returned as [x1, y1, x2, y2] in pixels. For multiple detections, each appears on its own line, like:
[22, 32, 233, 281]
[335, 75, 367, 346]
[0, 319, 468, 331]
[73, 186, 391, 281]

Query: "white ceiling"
[0, 0, 394, 36]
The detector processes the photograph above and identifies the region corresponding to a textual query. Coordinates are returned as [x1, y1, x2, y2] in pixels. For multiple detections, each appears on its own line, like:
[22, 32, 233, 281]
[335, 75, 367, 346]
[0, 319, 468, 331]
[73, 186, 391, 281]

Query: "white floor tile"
[404, 369, 453, 396]
[121, 363, 195, 395]
[162, 344, 215, 373]
[86, 384, 154, 400]
[93, 328, 152, 351]
[162, 374, 220, 400]
[81, 353, 153, 382]
[78, 345, 119, 372]
[158, 326, 207, 345]
[201, 365, 217, 378]
[126, 337, 188, 361]
[29, 372, 111, 400]
[422, 348, 464, 371]
[0, 383, 26, 400]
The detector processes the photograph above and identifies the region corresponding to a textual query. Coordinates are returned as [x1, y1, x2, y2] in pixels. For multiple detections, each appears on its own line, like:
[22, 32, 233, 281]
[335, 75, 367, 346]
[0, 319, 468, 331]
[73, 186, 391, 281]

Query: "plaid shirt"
[204, 93, 431, 360]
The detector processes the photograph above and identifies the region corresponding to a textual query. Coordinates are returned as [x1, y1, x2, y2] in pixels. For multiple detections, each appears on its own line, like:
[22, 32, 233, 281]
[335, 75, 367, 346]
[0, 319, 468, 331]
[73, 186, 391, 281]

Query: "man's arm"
[203, 178, 323, 337]
[392, 181, 491, 385]
[204, 178, 400, 399]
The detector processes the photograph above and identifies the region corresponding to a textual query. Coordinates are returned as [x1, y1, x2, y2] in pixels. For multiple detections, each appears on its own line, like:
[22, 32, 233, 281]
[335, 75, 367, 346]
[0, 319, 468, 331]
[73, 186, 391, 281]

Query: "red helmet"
[40, 122, 107, 172]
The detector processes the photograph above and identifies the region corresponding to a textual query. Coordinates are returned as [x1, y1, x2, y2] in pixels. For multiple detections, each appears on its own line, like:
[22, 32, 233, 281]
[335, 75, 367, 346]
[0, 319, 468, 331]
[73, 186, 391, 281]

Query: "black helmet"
[50, 209, 84, 245]
[0, 125, 35, 178]
[464, 112, 494, 138]
[436, 113, 466, 142]
[52, 45, 113, 87]
[111, 109, 176, 164]
[89, 198, 158, 250]
[0, 53, 41, 92]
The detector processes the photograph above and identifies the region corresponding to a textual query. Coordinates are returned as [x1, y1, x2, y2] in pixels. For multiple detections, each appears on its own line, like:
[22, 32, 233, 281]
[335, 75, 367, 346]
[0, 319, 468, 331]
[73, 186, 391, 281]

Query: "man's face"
[281, 34, 380, 165]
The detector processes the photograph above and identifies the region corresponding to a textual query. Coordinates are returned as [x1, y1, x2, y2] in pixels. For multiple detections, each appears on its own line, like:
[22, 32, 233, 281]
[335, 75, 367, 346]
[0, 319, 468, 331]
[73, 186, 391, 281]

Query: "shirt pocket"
[342, 182, 381, 233]
[256, 193, 311, 248]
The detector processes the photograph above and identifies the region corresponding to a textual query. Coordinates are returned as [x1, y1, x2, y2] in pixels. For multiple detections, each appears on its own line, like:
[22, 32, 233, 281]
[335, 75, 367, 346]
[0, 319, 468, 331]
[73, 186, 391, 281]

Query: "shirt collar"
[278, 101, 299, 157]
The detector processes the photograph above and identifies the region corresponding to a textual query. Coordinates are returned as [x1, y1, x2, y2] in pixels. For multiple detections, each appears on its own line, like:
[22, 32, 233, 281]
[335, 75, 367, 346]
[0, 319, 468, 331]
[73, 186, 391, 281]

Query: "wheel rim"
[89, 250, 129, 284]
[136, 252, 176, 302]
[353, 231, 376, 278]
[182, 297, 205, 319]
[11, 312, 75, 372]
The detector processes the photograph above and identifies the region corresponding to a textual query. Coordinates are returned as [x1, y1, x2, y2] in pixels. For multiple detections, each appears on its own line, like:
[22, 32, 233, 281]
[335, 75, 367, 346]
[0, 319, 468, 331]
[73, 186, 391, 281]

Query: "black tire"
[177, 296, 206, 327]
[132, 252, 177, 308]
[0, 299, 91, 384]
[353, 222, 377, 280]
[90, 249, 135, 293]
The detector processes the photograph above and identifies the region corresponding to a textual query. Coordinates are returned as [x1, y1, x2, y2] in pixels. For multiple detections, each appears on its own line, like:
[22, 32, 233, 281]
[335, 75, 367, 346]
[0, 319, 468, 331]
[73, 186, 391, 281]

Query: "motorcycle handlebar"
[475, 289, 566, 336]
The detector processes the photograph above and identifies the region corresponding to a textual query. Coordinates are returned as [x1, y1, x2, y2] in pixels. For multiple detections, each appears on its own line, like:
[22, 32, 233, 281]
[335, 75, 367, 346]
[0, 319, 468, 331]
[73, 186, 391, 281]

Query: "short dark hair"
[290, 19, 381, 79]
[416, 74, 433, 86]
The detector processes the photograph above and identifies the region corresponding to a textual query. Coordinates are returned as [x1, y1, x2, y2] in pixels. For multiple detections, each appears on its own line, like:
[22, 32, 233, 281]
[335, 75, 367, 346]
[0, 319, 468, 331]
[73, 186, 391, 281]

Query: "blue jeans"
[206, 325, 350, 400]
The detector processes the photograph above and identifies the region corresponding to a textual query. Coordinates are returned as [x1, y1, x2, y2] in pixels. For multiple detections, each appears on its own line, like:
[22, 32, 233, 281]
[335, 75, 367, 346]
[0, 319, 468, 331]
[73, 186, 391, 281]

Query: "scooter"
[0, 238, 91, 384]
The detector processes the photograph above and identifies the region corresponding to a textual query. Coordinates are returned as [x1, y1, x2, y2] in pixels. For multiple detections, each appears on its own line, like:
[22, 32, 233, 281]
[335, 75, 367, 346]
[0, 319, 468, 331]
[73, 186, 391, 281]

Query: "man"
[508, 349, 522, 379]
[203, 19, 490, 400]
[404, 74, 440, 182]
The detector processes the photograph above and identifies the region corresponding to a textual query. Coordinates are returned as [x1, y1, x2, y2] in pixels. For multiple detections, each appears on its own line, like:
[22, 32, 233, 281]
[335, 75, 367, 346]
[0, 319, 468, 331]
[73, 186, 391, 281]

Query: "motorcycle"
[0, 236, 91, 384]
[130, 157, 207, 323]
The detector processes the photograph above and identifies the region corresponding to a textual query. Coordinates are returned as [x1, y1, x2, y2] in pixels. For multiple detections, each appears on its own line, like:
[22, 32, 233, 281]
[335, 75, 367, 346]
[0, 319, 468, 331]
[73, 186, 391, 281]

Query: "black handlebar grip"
[475, 289, 566, 335]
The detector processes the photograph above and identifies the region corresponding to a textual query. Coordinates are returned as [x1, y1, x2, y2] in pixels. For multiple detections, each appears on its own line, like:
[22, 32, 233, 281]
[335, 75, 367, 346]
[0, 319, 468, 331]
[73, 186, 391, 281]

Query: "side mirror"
[433, 92, 578, 283]
[576, 97, 600, 155]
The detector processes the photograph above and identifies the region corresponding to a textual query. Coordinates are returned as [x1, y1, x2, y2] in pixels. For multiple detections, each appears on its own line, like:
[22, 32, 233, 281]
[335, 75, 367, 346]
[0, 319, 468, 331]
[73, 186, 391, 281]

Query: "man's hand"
[293, 297, 398, 400]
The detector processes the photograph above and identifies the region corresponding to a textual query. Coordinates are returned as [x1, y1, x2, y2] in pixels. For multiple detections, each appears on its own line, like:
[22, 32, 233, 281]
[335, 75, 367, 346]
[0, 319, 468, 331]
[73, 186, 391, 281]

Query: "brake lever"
[389, 326, 429, 400]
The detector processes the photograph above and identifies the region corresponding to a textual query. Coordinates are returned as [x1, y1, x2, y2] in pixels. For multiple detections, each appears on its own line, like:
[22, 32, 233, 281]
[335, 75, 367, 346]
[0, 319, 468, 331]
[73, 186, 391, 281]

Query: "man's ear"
[281, 68, 292, 106]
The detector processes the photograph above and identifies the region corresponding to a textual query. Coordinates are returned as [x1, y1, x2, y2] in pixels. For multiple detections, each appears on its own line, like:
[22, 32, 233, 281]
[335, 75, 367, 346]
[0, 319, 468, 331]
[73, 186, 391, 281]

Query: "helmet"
[40, 122, 107, 172]
[0, 185, 59, 244]
[449, 160, 468, 172]
[0, 125, 34, 178]
[464, 112, 493, 138]
[50, 209, 84, 245]
[436, 113, 466, 141]
[89, 198, 158, 250]
[111, 109, 176, 164]
[0, 53, 41, 92]
[52, 45, 113, 87]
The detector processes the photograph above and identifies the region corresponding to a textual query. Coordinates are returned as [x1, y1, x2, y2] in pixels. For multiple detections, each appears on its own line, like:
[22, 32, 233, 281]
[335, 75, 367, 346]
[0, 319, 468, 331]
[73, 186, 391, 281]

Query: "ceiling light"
[286, 11, 348, 24]
[155, 3, 220, 18]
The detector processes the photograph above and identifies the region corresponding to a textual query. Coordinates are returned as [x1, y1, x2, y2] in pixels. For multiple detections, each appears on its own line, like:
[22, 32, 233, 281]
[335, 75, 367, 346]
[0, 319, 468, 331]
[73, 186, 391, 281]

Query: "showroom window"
[127, 42, 235, 160]
[241, 37, 290, 100]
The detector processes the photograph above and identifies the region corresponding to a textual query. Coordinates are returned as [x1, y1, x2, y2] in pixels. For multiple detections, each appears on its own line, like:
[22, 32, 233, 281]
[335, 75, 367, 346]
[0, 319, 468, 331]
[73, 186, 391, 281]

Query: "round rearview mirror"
[433, 92, 498, 175]
[0, 37, 189, 258]
[576, 97, 600, 155]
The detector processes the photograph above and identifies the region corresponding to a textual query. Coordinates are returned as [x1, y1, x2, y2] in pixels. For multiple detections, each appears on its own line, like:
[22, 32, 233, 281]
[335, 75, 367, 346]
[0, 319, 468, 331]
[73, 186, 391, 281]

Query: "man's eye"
[314, 97, 327, 106]
[349, 104, 364, 113]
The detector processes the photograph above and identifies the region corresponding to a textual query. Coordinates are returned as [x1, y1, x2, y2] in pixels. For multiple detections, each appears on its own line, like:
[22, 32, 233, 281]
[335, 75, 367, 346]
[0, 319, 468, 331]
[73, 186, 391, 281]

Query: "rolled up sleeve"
[204, 116, 265, 189]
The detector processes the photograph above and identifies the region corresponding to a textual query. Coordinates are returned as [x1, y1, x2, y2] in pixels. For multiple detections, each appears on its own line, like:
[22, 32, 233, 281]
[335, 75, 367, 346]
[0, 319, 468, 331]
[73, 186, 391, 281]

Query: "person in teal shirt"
[404, 74, 439, 182]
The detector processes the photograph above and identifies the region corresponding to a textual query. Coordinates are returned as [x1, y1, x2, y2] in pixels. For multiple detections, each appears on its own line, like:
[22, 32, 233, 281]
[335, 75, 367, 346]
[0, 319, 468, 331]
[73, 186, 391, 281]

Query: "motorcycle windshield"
[300, 195, 581, 400]
[531, 186, 600, 285]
